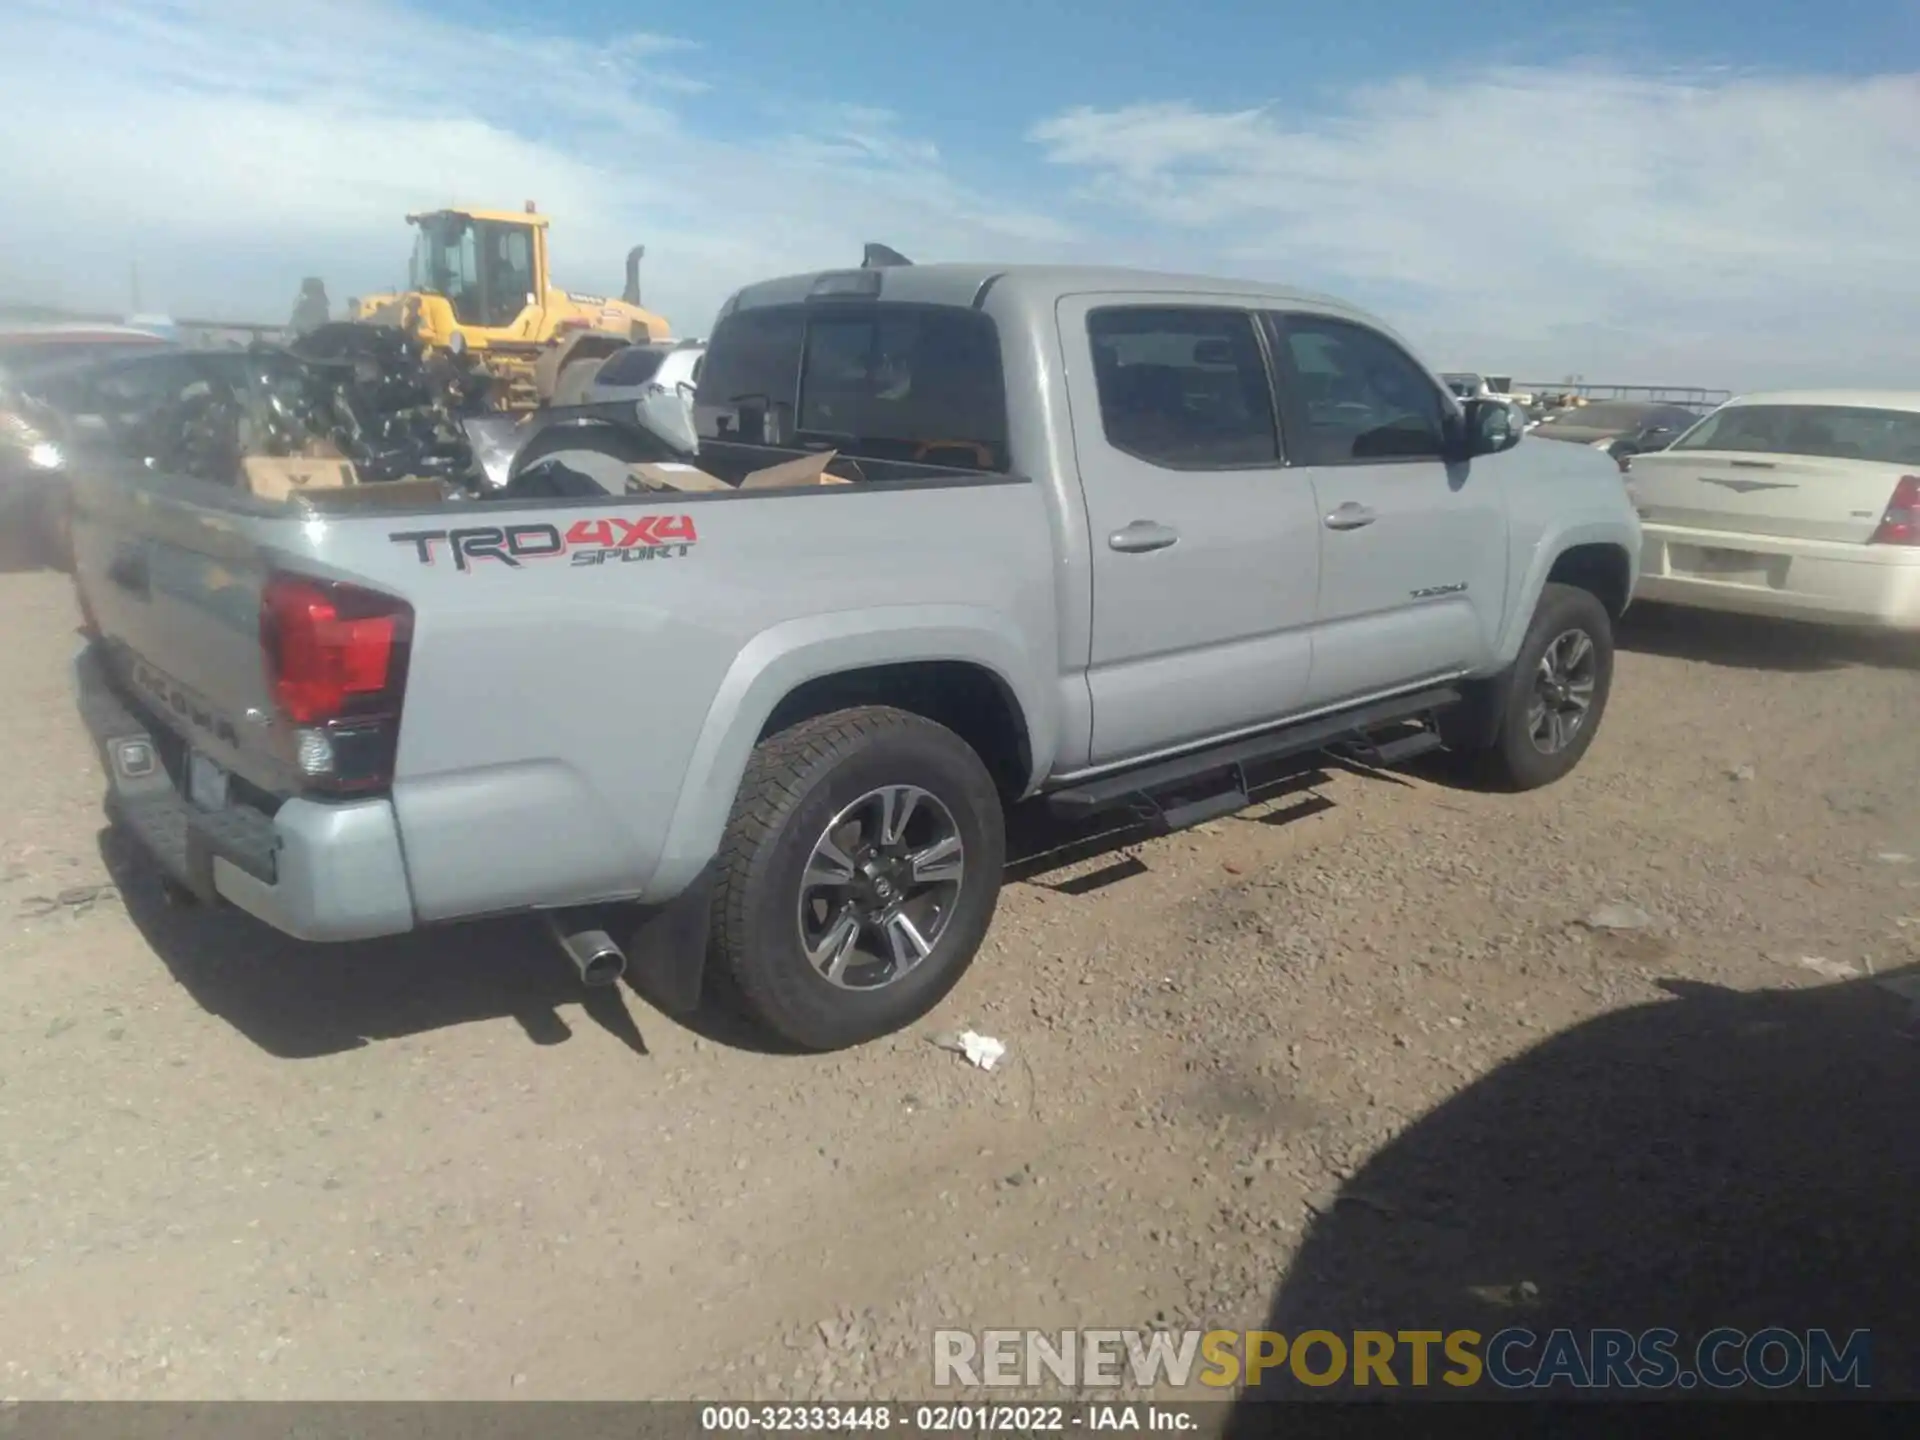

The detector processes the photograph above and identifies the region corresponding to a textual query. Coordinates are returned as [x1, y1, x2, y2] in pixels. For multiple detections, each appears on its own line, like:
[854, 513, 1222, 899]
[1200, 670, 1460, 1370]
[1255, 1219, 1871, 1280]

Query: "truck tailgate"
[71, 465, 290, 795]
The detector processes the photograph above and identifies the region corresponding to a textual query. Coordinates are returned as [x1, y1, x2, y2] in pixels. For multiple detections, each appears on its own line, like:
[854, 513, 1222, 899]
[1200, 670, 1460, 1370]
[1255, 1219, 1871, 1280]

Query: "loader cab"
[406, 209, 544, 333]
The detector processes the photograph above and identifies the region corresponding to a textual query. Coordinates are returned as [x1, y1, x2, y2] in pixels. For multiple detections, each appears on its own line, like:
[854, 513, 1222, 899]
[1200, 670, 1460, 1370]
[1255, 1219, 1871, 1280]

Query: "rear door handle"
[1323, 502, 1377, 531]
[1108, 520, 1179, 553]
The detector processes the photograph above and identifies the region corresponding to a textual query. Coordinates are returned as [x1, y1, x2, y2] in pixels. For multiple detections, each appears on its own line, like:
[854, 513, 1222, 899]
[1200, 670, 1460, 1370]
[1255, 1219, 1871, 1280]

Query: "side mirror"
[1460, 397, 1522, 457]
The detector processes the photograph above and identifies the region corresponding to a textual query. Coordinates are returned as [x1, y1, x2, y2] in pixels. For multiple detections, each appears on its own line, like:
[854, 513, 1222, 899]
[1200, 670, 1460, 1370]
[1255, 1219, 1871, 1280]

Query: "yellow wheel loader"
[350, 204, 672, 411]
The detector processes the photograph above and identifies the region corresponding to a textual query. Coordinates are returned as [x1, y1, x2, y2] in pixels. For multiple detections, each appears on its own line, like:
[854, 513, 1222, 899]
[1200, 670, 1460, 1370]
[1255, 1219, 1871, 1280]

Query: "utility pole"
[129, 260, 141, 314]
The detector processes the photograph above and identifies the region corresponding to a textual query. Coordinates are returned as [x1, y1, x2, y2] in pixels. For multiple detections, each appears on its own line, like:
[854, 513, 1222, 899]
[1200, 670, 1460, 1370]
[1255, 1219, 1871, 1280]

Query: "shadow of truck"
[1228, 967, 1920, 1417]
[100, 762, 1345, 1061]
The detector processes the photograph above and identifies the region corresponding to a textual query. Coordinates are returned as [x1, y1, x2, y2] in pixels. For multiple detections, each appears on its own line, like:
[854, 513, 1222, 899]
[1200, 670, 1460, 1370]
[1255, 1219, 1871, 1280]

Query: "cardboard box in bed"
[628, 449, 856, 494]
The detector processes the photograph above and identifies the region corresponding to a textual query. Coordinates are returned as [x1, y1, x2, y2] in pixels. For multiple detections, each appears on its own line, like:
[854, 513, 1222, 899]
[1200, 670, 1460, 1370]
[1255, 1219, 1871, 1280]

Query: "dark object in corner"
[501, 460, 610, 501]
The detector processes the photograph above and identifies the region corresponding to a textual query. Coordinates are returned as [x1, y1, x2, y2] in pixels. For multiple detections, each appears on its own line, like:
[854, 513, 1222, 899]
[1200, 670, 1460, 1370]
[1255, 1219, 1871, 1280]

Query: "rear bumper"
[1636, 522, 1920, 630]
[73, 642, 417, 941]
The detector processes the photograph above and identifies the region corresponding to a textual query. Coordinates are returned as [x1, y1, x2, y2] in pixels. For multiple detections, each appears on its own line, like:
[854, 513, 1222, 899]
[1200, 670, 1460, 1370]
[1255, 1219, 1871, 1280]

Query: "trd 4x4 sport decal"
[389, 515, 699, 572]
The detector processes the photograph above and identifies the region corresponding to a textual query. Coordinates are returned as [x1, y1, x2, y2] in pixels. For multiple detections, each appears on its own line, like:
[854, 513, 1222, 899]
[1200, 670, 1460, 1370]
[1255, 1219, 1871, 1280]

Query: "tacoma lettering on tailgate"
[389, 516, 699, 572]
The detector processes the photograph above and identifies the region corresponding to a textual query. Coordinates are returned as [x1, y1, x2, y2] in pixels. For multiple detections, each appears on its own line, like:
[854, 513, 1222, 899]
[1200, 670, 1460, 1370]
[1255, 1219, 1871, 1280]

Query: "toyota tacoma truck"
[67, 262, 1640, 1051]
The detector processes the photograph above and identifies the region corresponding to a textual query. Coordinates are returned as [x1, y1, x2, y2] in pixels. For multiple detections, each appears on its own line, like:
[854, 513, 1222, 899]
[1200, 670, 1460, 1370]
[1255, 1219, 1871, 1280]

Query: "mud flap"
[623, 862, 717, 1015]
[1438, 664, 1515, 752]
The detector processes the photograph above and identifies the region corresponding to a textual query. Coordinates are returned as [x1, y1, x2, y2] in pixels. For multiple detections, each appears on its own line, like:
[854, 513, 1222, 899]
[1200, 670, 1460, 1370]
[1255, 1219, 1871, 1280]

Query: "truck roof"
[406, 208, 549, 228]
[725, 262, 1379, 326]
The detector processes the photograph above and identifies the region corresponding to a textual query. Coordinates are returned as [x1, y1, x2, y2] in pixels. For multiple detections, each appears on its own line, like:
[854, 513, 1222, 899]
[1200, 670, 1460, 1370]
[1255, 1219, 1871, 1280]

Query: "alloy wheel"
[796, 785, 966, 991]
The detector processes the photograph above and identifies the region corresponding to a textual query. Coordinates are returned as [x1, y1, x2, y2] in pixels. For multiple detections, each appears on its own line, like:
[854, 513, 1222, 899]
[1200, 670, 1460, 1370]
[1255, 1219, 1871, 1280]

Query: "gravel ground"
[0, 565, 1916, 1401]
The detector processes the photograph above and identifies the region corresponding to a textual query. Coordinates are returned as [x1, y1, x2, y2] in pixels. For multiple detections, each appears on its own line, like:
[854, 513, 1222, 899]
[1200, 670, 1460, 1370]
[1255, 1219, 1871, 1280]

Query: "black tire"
[710, 706, 1006, 1051]
[1481, 582, 1614, 791]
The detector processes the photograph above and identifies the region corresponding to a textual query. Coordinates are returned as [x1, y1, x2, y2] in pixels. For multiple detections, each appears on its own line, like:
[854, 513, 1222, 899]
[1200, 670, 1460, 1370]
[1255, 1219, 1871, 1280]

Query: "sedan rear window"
[1541, 402, 1664, 430]
[593, 346, 667, 388]
[0, 337, 172, 386]
[1671, 404, 1920, 465]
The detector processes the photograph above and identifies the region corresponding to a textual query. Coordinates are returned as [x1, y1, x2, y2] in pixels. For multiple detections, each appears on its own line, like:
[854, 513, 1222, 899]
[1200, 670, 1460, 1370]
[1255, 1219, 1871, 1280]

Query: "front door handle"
[1323, 502, 1377, 531]
[1108, 520, 1180, 553]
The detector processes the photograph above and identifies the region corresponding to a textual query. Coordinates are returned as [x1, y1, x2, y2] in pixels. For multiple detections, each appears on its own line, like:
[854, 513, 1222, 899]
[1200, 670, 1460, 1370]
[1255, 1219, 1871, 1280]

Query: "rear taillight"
[1869, 476, 1920, 546]
[260, 574, 412, 792]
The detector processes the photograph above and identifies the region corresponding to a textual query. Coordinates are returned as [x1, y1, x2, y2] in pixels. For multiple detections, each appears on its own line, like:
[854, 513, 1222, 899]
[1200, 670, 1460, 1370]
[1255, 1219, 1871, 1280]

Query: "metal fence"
[1519, 382, 1732, 409]
[0, 304, 289, 349]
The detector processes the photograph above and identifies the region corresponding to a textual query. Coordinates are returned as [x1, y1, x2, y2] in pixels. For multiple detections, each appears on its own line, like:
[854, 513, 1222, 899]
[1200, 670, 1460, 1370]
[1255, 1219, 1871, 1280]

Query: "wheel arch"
[760, 662, 1033, 801]
[1495, 524, 1640, 667]
[639, 610, 1052, 902]
[1547, 542, 1634, 619]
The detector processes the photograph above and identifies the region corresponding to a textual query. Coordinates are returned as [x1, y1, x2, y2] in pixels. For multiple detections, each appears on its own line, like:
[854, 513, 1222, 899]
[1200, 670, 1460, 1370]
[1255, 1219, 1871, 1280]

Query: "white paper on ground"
[957, 1030, 1006, 1071]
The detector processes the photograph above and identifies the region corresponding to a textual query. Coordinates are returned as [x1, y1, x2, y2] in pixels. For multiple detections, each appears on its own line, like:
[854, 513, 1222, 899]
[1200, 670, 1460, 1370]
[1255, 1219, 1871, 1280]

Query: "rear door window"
[1086, 306, 1279, 469]
[1671, 404, 1920, 465]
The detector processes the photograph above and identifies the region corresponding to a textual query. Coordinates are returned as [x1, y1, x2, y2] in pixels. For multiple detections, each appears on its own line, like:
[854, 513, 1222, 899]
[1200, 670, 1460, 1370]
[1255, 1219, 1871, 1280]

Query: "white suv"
[584, 339, 705, 404]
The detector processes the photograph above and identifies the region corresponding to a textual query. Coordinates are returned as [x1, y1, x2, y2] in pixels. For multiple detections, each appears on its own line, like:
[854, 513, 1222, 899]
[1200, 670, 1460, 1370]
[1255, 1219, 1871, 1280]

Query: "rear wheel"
[710, 707, 1006, 1051]
[1480, 582, 1614, 790]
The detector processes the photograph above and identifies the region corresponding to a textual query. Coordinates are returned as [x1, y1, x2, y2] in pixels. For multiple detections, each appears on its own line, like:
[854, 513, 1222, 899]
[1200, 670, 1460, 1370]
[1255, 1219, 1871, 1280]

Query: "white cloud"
[1030, 69, 1920, 388]
[2, 2, 1916, 388]
[0, 0, 1071, 335]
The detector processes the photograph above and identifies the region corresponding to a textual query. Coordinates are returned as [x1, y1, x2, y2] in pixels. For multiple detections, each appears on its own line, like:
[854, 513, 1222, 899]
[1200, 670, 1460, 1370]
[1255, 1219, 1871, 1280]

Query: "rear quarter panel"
[307, 479, 1062, 916]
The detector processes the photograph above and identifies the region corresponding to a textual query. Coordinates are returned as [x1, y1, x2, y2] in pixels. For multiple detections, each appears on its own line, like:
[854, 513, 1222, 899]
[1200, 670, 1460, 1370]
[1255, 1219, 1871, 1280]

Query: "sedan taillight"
[1869, 476, 1920, 546]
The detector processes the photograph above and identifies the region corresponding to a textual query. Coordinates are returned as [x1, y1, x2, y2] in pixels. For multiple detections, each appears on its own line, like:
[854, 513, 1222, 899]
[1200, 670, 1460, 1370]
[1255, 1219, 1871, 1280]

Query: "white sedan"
[1626, 390, 1920, 630]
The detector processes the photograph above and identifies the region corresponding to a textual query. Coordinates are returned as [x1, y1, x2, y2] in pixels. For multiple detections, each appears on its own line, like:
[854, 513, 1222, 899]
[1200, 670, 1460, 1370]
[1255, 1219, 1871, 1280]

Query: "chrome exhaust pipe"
[545, 914, 627, 987]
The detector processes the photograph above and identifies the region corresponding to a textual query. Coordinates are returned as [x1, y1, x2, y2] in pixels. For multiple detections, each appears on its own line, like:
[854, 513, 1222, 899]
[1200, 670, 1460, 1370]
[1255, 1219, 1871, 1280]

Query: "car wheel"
[1482, 582, 1614, 791]
[710, 706, 1006, 1051]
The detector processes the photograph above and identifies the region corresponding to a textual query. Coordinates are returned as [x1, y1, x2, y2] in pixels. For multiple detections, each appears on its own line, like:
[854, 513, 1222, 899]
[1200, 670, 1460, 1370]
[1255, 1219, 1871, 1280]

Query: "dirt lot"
[1, 565, 1917, 1401]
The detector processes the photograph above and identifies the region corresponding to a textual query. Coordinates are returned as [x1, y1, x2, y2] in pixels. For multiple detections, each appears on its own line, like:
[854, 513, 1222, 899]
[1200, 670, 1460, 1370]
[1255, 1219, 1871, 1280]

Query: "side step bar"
[1045, 684, 1460, 827]
[1329, 727, 1448, 770]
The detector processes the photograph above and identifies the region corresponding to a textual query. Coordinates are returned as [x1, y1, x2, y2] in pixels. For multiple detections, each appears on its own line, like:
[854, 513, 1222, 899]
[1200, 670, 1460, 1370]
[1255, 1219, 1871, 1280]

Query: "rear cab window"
[1672, 404, 1920, 466]
[695, 302, 1009, 471]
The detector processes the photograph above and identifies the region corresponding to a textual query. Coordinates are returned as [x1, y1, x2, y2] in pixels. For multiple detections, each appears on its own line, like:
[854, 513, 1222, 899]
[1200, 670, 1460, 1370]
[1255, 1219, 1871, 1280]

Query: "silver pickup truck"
[68, 263, 1640, 1051]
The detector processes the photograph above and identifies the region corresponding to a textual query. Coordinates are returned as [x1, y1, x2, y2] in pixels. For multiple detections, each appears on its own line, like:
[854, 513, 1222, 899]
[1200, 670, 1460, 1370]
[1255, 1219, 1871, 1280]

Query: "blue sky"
[457, 0, 1912, 122]
[1, 0, 1917, 386]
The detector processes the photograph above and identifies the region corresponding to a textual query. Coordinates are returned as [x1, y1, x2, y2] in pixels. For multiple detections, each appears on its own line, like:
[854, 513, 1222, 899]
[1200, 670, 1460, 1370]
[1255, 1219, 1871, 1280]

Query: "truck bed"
[66, 440, 1061, 934]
